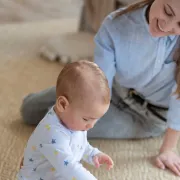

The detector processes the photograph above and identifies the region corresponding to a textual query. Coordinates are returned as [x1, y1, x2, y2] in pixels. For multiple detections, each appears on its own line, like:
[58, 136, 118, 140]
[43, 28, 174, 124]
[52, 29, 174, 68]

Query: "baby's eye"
[83, 118, 89, 122]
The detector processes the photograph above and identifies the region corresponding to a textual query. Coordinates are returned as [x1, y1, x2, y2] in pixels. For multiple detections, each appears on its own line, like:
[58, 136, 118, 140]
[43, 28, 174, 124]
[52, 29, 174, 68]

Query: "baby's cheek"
[78, 122, 85, 128]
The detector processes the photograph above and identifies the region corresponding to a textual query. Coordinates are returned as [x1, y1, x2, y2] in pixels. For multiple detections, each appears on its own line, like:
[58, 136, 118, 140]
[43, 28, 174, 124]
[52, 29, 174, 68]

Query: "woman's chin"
[149, 25, 172, 37]
[149, 27, 165, 37]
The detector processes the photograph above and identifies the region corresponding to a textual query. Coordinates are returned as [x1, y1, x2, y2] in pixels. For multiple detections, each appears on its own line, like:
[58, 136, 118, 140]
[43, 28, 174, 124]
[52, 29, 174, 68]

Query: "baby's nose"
[86, 123, 94, 130]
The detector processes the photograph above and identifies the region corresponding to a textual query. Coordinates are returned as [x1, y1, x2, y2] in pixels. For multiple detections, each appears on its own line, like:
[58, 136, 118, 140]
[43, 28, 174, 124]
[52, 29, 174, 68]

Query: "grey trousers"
[21, 86, 167, 139]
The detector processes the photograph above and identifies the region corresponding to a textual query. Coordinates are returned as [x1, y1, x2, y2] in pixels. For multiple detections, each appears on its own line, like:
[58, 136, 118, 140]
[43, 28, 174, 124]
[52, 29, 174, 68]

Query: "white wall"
[0, 0, 83, 23]
[0, 0, 137, 24]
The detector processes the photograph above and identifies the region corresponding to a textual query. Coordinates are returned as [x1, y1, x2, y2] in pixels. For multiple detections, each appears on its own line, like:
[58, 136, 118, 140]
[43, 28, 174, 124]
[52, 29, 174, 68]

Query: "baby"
[17, 60, 113, 180]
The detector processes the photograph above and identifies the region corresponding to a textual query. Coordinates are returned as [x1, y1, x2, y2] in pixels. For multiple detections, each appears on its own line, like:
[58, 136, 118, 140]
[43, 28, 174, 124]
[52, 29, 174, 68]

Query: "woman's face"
[149, 0, 180, 37]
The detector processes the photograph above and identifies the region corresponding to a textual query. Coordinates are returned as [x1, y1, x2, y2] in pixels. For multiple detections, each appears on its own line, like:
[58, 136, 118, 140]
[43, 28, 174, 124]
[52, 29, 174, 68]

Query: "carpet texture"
[0, 20, 179, 180]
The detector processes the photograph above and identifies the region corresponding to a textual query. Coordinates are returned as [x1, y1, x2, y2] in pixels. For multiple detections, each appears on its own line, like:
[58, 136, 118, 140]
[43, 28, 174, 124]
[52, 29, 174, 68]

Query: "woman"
[21, 0, 180, 176]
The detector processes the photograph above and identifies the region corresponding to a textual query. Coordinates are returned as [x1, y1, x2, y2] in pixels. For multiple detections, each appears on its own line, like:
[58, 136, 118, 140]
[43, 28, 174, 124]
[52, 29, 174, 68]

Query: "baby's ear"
[56, 96, 69, 112]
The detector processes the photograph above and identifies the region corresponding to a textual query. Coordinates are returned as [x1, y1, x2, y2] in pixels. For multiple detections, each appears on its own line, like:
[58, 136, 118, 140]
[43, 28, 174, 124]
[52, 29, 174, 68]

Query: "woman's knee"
[21, 93, 47, 125]
[20, 93, 39, 125]
[20, 87, 56, 125]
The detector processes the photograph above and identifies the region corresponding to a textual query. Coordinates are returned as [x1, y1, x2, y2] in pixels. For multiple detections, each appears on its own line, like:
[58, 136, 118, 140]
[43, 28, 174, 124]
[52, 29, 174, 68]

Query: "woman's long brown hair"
[115, 0, 154, 17]
[174, 45, 180, 97]
[115, 0, 180, 97]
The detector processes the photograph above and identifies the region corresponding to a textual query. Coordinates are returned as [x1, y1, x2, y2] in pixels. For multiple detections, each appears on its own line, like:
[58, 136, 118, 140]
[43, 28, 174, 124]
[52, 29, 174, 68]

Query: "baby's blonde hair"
[56, 60, 110, 105]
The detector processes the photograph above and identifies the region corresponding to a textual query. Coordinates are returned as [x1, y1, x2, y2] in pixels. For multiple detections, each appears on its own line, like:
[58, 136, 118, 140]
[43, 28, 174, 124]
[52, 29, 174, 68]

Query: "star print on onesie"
[17, 107, 101, 180]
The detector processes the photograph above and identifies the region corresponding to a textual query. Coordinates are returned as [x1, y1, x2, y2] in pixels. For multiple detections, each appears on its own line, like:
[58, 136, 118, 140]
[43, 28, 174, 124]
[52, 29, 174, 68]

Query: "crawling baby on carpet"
[17, 60, 113, 180]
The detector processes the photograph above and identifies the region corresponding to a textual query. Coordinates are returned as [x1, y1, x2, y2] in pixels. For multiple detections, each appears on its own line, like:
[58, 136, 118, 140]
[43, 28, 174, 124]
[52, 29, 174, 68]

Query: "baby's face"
[63, 100, 109, 131]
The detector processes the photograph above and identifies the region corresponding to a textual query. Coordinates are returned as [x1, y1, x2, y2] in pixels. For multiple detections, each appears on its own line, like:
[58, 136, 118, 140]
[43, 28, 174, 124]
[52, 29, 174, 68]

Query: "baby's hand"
[93, 153, 114, 170]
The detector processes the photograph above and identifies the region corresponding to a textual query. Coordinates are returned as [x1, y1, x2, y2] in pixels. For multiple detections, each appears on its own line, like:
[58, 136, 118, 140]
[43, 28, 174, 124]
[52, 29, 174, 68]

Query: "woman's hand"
[155, 128, 180, 176]
[20, 157, 24, 169]
[155, 150, 180, 176]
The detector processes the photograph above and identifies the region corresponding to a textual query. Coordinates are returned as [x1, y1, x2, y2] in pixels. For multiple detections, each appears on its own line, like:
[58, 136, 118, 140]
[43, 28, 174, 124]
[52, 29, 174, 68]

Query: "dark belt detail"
[129, 89, 168, 122]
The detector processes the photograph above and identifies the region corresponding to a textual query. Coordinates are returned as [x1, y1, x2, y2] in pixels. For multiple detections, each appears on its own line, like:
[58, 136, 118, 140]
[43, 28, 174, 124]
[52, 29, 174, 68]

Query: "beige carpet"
[0, 20, 179, 180]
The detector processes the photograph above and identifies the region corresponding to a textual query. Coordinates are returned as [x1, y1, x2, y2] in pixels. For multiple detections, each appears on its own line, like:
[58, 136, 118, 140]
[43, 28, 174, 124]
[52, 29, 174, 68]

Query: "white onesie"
[17, 107, 101, 180]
